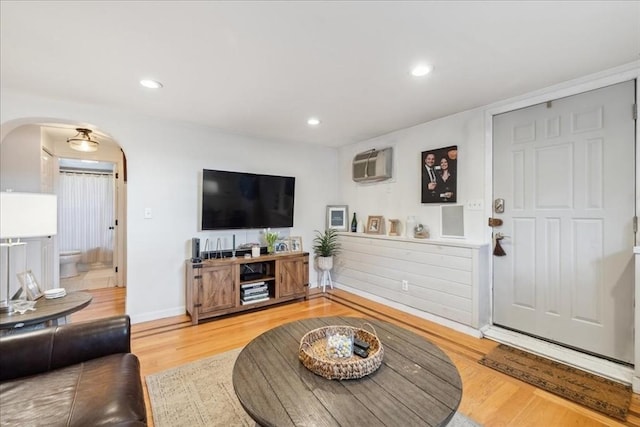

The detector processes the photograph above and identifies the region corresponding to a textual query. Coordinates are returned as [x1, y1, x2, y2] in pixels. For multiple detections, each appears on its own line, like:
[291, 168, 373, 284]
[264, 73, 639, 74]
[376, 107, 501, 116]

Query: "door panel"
[493, 80, 636, 363]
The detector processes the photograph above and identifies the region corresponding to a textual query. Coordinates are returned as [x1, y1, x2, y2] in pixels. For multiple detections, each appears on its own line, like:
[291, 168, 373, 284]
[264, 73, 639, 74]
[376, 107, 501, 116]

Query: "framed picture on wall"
[421, 145, 457, 204]
[326, 205, 349, 231]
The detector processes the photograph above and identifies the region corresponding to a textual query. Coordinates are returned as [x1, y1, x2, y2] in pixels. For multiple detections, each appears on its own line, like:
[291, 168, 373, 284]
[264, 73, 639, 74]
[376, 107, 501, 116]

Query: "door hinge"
[116, 172, 119, 179]
[194, 275, 202, 280]
[634, 216, 638, 234]
[633, 104, 637, 120]
[194, 303, 202, 308]
[115, 266, 118, 273]
[115, 219, 118, 226]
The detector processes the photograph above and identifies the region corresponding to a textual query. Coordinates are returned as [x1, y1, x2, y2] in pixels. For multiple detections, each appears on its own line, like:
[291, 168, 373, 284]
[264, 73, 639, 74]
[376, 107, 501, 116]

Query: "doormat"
[479, 344, 631, 421]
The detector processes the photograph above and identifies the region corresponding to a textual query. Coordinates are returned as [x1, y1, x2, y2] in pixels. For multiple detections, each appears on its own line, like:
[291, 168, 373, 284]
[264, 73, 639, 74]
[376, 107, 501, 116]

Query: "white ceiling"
[2, 1, 639, 147]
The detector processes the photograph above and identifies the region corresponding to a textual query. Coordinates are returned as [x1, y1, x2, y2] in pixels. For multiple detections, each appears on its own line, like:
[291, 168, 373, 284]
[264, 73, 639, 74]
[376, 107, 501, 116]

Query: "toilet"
[60, 250, 82, 278]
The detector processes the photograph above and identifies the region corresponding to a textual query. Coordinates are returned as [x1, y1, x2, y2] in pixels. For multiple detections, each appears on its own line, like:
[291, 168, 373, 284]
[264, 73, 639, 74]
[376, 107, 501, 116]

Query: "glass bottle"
[351, 213, 357, 232]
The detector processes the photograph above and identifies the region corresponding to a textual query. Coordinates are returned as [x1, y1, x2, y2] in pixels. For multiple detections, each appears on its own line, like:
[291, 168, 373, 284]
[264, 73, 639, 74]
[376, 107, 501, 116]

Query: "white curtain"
[58, 172, 114, 265]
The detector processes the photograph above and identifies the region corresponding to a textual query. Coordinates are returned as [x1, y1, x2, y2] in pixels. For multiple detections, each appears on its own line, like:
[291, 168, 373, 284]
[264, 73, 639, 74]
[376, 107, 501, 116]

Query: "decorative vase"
[406, 216, 416, 238]
[317, 256, 333, 271]
[267, 243, 275, 254]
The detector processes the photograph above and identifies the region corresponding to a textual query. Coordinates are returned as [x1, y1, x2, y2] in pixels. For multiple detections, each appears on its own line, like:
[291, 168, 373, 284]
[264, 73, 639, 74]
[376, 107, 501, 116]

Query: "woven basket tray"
[298, 323, 384, 380]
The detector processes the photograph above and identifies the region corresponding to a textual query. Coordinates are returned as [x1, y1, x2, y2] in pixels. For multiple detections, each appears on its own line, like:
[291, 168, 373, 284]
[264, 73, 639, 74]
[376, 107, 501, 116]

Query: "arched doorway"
[0, 121, 127, 298]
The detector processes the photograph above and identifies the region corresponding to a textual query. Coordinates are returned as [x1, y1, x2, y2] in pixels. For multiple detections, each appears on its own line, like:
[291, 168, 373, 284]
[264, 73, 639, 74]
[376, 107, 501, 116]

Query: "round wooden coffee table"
[232, 316, 462, 426]
[0, 291, 92, 331]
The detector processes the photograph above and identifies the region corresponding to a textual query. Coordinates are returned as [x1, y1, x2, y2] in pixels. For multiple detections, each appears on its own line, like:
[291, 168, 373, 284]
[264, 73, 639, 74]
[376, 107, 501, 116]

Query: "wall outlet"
[401, 280, 409, 291]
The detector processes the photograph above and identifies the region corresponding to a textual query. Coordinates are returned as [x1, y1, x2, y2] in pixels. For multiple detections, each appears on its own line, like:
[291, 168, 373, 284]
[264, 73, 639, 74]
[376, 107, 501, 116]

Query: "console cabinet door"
[279, 256, 307, 298]
[199, 265, 235, 313]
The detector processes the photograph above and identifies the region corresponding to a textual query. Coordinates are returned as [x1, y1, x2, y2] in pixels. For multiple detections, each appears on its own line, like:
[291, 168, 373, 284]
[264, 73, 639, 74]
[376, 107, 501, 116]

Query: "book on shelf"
[241, 296, 270, 305]
[241, 292, 269, 302]
[241, 286, 268, 296]
[240, 281, 266, 289]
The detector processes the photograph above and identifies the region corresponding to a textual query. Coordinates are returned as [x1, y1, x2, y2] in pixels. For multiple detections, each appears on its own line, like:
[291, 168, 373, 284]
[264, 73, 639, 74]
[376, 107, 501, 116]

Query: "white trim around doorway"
[483, 60, 640, 391]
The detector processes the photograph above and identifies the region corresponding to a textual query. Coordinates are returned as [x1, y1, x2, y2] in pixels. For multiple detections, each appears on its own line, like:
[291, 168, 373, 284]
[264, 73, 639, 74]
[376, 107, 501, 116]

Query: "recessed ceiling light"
[411, 64, 433, 77]
[140, 79, 163, 89]
[307, 117, 321, 126]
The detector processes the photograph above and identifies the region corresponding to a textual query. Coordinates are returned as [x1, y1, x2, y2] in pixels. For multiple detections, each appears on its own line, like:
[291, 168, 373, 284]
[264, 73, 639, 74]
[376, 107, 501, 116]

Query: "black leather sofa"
[0, 315, 147, 426]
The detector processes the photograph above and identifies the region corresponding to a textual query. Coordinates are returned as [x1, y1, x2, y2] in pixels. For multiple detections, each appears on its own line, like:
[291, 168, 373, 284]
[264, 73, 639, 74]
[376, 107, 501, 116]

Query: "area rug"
[146, 347, 481, 427]
[479, 344, 631, 421]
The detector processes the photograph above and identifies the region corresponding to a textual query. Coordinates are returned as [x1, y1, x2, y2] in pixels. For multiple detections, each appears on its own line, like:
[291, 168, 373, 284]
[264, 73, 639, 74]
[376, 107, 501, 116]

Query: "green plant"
[264, 229, 279, 252]
[312, 228, 341, 258]
[265, 231, 279, 246]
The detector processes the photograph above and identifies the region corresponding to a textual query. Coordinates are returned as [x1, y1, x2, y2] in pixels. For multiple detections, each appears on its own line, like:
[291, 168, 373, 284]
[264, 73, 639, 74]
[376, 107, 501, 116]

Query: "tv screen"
[201, 169, 295, 230]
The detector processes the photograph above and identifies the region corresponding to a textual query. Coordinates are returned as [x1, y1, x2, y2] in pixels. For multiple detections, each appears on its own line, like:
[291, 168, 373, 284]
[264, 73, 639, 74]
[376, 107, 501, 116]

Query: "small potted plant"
[312, 228, 341, 271]
[264, 229, 279, 254]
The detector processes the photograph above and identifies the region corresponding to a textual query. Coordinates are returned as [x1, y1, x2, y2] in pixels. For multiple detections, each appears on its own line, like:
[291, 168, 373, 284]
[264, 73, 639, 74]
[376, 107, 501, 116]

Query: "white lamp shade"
[0, 192, 57, 239]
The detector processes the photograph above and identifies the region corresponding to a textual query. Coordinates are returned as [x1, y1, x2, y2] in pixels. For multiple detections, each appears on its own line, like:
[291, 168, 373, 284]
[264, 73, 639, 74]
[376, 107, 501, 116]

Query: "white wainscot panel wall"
[334, 233, 490, 330]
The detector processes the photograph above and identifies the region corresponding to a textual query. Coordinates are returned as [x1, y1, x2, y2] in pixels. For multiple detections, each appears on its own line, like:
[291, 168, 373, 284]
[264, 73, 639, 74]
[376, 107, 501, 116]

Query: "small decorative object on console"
[414, 224, 430, 239]
[388, 219, 400, 236]
[366, 215, 384, 234]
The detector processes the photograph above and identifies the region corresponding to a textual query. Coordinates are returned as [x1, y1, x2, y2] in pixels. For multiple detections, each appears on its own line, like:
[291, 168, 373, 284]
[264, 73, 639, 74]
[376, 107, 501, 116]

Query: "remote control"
[353, 346, 369, 358]
[353, 338, 370, 351]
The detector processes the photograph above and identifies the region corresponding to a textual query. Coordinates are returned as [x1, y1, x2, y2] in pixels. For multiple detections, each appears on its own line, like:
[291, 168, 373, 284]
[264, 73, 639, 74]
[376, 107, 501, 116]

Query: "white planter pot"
[317, 256, 333, 271]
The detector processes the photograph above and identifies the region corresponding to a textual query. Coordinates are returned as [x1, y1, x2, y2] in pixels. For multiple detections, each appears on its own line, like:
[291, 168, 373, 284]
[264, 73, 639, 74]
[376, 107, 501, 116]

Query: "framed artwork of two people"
[421, 145, 457, 204]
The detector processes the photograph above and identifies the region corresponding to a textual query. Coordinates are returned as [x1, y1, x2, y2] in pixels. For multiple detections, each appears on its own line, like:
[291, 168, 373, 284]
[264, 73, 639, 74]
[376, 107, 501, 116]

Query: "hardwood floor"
[71, 287, 640, 426]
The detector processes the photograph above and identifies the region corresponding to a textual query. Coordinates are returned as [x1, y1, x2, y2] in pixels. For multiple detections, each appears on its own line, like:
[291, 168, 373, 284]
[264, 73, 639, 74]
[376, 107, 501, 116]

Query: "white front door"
[492, 80, 636, 364]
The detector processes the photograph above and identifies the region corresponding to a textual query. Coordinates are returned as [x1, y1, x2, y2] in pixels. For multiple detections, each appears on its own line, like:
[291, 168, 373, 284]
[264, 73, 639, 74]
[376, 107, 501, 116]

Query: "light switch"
[144, 208, 152, 219]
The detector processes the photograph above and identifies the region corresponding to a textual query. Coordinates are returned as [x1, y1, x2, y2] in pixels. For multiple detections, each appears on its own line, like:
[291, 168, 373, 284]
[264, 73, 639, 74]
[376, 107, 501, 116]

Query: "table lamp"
[0, 192, 57, 313]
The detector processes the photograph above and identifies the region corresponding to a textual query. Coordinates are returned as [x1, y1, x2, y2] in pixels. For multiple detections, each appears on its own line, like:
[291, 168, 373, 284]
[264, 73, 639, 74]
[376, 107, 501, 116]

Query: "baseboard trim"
[131, 307, 185, 324]
[482, 325, 633, 386]
[336, 283, 483, 338]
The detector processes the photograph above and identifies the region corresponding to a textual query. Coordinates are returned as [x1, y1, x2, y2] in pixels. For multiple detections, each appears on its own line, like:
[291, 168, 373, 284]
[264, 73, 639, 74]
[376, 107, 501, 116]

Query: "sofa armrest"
[0, 315, 131, 381]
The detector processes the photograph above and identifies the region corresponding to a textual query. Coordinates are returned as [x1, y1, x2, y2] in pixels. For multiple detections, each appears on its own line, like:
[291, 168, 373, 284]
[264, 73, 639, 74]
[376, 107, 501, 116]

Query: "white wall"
[338, 108, 487, 242]
[338, 60, 640, 249]
[1, 89, 340, 322]
[0, 124, 42, 192]
[336, 61, 640, 387]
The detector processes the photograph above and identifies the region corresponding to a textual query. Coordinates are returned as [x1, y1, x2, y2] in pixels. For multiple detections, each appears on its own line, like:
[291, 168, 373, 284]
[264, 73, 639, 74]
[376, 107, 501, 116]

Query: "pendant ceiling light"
[67, 128, 99, 152]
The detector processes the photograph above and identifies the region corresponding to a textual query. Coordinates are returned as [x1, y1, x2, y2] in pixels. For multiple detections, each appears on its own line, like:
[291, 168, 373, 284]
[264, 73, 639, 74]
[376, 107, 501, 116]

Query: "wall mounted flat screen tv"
[201, 169, 295, 230]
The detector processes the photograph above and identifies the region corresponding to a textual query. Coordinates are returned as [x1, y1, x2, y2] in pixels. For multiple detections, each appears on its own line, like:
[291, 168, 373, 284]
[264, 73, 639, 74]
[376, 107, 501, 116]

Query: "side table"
[0, 291, 92, 332]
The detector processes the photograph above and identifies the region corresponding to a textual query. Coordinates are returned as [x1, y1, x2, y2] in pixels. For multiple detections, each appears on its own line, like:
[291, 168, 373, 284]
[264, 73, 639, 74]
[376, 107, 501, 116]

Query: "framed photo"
[17, 270, 43, 300]
[326, 205, 349, 232]
[421, 145, 458, 204]
[366, 216, 384, 234]
[288, 236, 303, 252]
[274, 240, 289, 254]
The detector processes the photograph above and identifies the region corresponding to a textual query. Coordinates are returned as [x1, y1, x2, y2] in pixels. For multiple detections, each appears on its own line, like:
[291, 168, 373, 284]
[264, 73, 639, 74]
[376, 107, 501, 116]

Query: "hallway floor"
[60, 266, 116, 292]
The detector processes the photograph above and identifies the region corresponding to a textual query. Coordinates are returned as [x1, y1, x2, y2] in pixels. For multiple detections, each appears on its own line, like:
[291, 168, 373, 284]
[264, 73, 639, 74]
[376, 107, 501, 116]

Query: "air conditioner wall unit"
[352, 147, 393, 182]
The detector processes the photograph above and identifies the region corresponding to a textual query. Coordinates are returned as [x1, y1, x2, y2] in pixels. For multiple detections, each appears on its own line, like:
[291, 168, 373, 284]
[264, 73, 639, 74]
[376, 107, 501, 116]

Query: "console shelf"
[185, 252, 309, 325]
